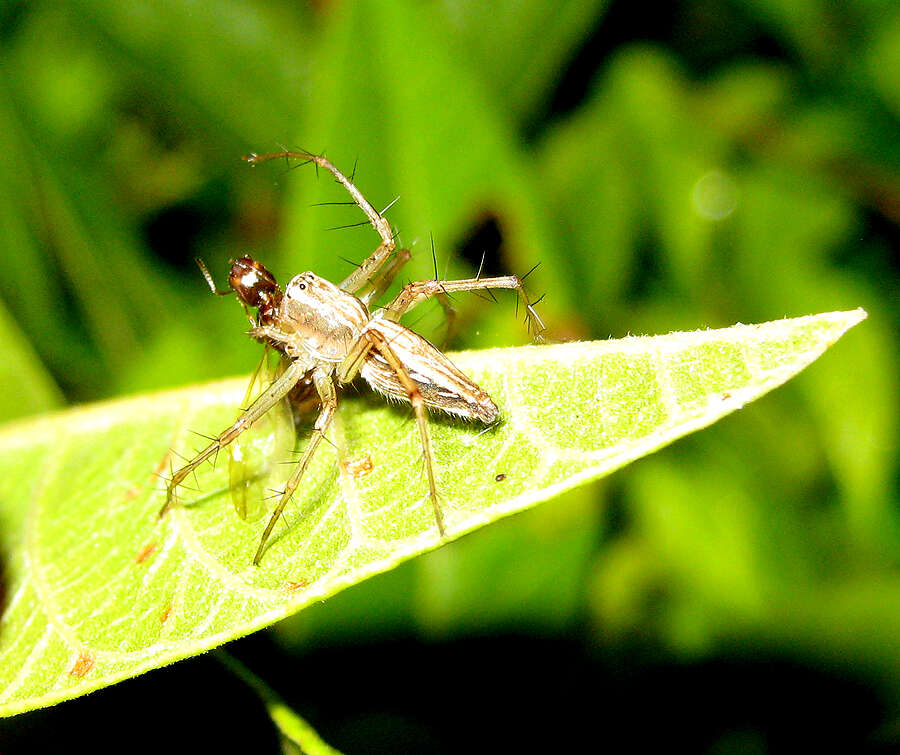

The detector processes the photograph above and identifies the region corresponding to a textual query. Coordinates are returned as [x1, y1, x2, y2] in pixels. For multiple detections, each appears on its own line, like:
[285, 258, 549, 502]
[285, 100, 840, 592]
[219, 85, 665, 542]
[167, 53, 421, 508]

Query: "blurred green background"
[1, 0, 898, 751]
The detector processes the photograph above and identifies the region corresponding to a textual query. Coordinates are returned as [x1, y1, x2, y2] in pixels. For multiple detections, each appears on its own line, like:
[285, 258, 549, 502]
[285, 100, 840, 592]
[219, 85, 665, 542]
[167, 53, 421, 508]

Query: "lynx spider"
[159, 150, 544, 564]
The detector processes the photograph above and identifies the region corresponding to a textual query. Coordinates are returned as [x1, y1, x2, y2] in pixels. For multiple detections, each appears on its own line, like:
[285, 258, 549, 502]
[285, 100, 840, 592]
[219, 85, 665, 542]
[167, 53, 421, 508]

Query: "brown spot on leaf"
[153, 449, 173, 479]
[342, 454, 374, 479]
[160, 603, 173, 624]
[69, 651, 95, 678]
[284, 580, 310, 593]
[495, 473, 506, 482]
[136, 543, 157, 564]
[123, 486, 141, 502]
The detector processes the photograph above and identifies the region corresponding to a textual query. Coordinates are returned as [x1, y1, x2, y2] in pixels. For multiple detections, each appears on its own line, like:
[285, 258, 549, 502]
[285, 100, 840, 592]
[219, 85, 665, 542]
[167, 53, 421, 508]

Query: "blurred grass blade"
[0, 297, 64, 422]
[0, 309, 865, 716]
[71, 0, 313, 144]
[432, 0, 608, 125]
[215, 651, 343, 755]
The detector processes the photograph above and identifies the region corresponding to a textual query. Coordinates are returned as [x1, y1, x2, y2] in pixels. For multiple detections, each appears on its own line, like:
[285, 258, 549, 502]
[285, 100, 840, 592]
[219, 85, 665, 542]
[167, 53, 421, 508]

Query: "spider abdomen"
[360, 315, 499, 423]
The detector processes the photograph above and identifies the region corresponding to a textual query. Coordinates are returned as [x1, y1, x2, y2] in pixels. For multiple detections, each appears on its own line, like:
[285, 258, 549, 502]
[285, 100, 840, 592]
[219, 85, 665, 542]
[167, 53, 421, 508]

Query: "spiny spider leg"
[384, 275, 546, 340]
[245, 150, 401, 296]
[160, 359, 310, 517]
[361, 241, 458, 346]
[364, 326, 446, 537]
[253, 367, 337, 565]
[358, 247, 411, 307]
[246, 150, 464, 343]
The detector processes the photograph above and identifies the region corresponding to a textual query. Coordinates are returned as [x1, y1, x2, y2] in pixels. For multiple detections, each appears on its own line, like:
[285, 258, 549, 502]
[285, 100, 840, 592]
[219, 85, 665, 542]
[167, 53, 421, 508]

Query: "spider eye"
[297, 282, 306, 290]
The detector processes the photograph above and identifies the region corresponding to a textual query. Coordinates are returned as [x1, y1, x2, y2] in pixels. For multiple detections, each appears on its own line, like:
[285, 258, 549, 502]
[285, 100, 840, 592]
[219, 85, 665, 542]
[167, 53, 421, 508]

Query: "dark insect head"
[227, 255, 283, 325]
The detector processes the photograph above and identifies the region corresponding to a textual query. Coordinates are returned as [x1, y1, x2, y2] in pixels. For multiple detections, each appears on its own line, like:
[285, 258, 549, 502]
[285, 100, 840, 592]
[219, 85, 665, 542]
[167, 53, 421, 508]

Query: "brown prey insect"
[159, 150, 544, 564]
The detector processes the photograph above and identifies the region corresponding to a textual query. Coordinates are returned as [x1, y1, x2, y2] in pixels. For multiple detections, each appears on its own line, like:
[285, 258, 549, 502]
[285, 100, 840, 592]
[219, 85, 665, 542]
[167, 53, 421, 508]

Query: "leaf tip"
[832, 307, 868, 337]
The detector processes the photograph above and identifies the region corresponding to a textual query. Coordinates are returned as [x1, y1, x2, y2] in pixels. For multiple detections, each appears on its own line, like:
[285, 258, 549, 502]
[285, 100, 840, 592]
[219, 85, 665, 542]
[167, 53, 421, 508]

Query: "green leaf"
[0, 309, 865, 716]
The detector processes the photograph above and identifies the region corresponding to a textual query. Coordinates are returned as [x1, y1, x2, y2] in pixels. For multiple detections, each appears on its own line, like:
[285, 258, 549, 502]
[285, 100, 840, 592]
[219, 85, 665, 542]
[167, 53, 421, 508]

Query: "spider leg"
[358, 247, 411, 307]
[383, 275, 545, 341]
[253, 367, 337, 565]
[364, 327, 446, 538]
[245, 150, 402, 296]
[160, 359, 310, 517]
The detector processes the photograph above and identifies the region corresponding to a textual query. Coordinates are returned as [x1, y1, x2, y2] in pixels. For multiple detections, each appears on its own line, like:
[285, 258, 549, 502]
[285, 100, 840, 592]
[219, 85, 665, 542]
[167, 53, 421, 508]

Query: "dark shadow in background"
[1, 630, 889, 754]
